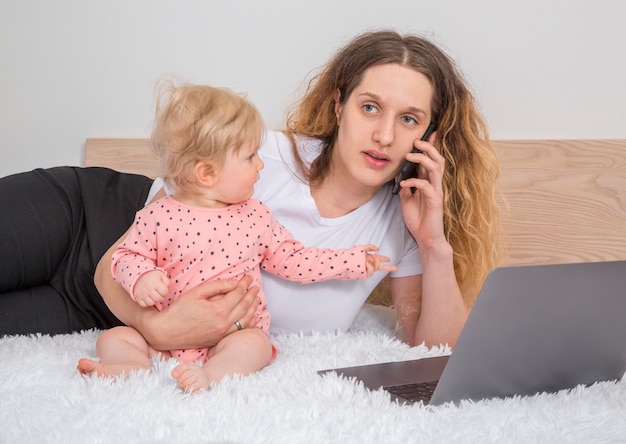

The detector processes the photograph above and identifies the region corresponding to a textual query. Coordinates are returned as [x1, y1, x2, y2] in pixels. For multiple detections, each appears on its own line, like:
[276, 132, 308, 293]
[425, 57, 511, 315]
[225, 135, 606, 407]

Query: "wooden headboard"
[85, 138, 626, 267]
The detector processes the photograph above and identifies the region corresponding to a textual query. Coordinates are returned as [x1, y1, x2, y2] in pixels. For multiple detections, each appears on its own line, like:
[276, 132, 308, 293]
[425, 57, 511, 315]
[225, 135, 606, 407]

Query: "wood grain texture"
[84, 138, 159, 178]
[84, 138, 626, 267]
[497, 139, 626, 266]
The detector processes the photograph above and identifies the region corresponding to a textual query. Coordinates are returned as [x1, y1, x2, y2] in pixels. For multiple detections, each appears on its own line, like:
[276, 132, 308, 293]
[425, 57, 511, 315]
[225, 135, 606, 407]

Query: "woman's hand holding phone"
[392, 121, 437, 195]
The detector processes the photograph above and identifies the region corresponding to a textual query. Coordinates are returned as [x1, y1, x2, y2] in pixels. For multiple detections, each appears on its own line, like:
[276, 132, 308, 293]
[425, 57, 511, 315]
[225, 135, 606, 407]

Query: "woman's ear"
[195, 160, 217, 187]
[334, 89, 342, 123]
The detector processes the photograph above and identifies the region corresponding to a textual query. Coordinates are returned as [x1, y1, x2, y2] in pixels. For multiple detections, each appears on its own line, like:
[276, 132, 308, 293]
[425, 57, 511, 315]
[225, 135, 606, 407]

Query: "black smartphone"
[392, 121, 437, 195]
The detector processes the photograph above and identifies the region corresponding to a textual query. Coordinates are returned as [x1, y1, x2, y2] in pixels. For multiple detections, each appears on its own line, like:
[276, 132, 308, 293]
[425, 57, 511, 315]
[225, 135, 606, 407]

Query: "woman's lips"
[362, 151, 390, 169]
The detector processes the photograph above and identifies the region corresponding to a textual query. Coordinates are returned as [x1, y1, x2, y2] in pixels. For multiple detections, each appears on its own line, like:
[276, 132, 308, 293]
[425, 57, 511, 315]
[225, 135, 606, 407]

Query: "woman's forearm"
[94, 234, 163, 344]
[390, 275, 421, 347]
[415, 242, 469, 349]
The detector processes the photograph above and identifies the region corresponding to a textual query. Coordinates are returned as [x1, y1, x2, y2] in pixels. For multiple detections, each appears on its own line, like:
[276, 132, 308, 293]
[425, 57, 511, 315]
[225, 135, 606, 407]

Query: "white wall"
[1, 0, 625, 177]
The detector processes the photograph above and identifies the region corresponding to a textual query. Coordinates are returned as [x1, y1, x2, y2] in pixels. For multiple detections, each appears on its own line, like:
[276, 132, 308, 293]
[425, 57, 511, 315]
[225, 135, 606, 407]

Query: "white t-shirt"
[147, 130, 422, 334]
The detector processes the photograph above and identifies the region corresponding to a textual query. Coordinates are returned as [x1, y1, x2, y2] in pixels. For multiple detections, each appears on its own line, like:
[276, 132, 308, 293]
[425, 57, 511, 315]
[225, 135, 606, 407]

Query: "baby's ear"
[195, 160, 217, 186]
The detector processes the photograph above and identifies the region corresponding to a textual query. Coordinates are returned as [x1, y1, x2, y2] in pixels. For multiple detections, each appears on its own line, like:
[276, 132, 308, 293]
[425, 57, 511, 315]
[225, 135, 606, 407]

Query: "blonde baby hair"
[151, 82, 265, 192]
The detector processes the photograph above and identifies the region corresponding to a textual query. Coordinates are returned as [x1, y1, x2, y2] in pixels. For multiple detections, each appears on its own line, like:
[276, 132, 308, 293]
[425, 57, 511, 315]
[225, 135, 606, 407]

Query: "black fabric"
[0, 167, 153, 336]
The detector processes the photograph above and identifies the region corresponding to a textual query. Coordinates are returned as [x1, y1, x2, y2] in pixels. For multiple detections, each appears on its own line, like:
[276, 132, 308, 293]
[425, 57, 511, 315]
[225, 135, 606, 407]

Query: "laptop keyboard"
[384, 380, 439, 404]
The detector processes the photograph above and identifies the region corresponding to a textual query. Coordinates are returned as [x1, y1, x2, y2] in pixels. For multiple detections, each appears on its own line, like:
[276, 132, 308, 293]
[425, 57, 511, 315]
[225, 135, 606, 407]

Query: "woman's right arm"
[396, 136, 469, 348]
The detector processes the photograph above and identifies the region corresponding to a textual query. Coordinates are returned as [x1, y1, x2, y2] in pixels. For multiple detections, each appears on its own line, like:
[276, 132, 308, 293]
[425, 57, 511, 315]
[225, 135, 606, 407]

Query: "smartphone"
[392, 121, 437, 195]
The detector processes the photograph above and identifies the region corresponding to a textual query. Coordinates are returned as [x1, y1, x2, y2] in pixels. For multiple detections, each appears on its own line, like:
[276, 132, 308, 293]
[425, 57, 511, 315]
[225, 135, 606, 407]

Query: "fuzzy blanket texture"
[1, 304, 625, 444]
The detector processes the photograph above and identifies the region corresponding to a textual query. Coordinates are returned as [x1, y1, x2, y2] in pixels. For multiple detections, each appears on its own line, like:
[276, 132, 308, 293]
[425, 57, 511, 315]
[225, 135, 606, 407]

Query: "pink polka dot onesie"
[112, 196, 368, 363]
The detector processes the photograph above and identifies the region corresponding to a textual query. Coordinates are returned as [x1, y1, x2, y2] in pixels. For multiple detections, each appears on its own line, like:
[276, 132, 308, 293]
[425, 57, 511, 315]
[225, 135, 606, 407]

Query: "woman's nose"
[373, 116, 395, 146]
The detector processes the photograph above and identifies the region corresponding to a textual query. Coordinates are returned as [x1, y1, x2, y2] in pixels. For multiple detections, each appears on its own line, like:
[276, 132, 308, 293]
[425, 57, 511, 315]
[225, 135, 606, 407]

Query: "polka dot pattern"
[112, 196, 367, 363]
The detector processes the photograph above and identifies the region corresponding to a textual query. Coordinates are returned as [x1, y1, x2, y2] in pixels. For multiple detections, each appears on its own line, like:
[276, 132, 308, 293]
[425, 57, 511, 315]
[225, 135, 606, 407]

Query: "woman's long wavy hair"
[285, 30, 505, 307]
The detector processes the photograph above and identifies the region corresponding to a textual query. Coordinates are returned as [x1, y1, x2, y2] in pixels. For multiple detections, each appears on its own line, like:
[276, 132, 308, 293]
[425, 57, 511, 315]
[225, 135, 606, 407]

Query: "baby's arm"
[132, 270, 170, 307]
[363, 244, 397, 277]
[111, 207, 167, 305]
[260, 207, 397, 282]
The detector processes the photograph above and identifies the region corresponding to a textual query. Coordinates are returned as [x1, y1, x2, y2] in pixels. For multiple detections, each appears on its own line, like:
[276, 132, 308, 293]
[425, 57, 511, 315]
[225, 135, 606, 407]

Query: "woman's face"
[333, 63, 434, 190]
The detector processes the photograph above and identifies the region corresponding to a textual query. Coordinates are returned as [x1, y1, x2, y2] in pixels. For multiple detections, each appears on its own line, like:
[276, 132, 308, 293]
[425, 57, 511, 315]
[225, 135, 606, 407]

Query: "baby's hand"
[132, 270, 170, 307]
[363, 244, 398, 277]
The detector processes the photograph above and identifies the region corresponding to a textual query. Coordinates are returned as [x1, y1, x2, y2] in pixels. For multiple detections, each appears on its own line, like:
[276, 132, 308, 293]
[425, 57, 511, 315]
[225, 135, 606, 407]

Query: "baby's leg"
[77, 326, 157, 377]
[171, 328, 273, 393]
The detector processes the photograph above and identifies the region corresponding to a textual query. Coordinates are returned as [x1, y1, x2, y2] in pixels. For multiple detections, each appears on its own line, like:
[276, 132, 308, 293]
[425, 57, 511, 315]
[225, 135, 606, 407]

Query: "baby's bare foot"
[171, 363, 211, 394]
[76, 358, 136, 378]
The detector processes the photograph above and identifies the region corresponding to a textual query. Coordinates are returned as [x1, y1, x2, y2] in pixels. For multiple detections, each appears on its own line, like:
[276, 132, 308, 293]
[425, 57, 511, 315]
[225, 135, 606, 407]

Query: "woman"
[97, 30, 503, 349]
[0, 30, 502, 349]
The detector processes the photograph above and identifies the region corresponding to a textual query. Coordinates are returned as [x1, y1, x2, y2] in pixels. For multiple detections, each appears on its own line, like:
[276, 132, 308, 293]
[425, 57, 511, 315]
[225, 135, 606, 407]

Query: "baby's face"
[213, 140, 264, 204]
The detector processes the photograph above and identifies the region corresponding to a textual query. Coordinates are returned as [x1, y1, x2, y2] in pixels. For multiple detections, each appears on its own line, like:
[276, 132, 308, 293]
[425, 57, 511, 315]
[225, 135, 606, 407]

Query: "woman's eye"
[401, 115, 418, 125]
[363, 104, 378, 114]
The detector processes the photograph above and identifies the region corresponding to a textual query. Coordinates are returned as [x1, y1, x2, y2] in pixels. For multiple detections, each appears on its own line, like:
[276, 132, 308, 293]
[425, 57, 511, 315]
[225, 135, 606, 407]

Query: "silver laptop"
[319, 260, 626, 406]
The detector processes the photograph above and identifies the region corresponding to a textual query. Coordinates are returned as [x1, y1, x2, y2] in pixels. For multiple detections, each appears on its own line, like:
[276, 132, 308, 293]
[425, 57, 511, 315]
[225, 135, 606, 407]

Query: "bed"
[1, 137, 625, 443]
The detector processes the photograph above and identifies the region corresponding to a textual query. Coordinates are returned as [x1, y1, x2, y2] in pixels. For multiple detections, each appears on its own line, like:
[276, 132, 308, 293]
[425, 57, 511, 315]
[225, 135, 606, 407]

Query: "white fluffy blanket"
[1, 304, 625, 443]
